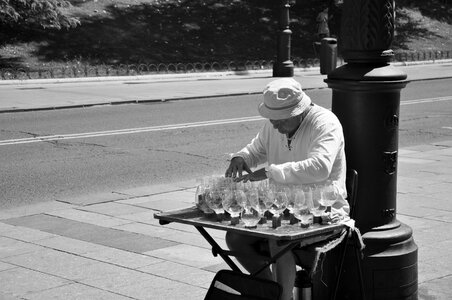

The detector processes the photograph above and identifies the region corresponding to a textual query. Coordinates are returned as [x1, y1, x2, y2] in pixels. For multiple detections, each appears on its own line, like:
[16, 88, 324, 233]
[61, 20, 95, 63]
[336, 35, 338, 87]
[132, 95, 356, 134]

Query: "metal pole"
[325, 0, 418, 298]
[273, 0, 294, 77]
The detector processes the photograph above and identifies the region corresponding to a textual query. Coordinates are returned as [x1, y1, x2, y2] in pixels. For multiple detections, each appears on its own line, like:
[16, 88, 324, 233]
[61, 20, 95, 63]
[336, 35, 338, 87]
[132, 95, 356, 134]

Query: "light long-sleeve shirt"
[233, 104, 349, 215]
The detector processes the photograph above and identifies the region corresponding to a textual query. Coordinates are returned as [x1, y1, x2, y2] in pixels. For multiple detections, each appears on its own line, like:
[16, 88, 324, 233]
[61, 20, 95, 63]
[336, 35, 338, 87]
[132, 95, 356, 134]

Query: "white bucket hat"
[258, 78, 312, 120]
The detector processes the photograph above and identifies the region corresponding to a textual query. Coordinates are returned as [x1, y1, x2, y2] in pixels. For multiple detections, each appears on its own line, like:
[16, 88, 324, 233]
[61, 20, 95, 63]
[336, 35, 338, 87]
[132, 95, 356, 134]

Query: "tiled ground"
[0, 141, 451, 299]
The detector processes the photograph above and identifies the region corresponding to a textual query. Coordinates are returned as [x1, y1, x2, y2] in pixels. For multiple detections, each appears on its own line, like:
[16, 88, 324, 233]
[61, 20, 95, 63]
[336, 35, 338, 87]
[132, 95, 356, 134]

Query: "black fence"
[1, 50, 450, 80]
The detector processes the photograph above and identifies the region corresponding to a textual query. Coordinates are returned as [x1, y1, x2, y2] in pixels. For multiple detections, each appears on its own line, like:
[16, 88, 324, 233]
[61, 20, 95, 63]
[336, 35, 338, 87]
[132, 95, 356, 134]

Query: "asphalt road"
[0, 78, 451, 209]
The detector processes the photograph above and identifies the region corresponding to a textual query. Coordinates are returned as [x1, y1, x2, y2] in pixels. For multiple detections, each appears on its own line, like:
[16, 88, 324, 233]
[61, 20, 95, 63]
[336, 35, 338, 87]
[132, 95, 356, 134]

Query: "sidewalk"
[0, 60, 451, 113]
[0, 62, 451, 299]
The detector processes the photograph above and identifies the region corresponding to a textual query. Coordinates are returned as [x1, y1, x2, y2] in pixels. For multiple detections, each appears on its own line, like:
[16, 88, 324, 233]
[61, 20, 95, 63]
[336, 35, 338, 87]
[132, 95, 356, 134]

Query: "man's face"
[269, 115, 301, 135]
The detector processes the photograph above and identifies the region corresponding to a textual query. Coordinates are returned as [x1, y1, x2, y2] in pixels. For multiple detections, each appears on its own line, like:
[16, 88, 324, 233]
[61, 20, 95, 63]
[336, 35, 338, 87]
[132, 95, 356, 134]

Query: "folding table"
[154, 207, 345, 276]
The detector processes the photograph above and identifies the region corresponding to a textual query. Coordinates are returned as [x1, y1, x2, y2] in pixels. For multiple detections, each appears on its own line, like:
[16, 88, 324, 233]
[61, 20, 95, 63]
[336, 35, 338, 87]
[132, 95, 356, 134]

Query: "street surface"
[0, 78, 451, 208]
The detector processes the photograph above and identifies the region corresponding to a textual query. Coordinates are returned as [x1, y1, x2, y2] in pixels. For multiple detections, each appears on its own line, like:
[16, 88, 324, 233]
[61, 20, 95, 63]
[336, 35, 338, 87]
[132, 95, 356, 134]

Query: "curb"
[0, 67, 318, 86]
[1, 59, 451, 86]
[1, 77, 451, 114]
[0, 92, 263, 113]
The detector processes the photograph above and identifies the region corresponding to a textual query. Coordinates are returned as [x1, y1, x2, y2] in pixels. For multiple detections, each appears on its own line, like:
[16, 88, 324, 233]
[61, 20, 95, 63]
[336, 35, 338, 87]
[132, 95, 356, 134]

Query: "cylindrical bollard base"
[320, 38, 338, 75]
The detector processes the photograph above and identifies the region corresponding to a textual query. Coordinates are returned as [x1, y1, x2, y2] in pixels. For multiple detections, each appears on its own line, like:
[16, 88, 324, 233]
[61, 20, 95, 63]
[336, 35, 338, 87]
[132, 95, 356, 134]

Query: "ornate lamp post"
[273, 0, 294, 77]
[325, 0, 418, 298]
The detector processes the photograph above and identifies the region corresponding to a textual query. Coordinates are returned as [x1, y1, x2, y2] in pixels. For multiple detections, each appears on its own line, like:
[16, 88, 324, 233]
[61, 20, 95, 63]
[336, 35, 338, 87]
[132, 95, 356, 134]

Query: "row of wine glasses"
[195, 176, 340, 228]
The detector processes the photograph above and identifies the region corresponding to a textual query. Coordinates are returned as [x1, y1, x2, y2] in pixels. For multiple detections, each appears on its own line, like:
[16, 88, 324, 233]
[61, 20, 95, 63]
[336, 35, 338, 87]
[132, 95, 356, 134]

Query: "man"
[224, 78, 349, 300]
[316, 7, 330, 40]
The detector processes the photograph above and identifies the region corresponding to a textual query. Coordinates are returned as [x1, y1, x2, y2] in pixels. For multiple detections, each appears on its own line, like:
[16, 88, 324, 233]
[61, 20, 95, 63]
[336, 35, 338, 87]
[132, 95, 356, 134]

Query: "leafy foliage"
[0, 0, 80, 30]
[0, 0, 451, 69]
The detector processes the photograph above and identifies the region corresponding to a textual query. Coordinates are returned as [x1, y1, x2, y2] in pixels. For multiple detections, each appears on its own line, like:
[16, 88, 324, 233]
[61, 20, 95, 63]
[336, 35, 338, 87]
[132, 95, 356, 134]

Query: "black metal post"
[325, 0, 418, 299]
[273, 0, 294, 77]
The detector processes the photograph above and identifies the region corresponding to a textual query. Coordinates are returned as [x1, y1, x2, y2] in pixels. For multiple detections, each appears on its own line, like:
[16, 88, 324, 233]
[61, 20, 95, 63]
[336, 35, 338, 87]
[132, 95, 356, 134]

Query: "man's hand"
[235, 168, 267, 183]
[225, 157, 252, 179]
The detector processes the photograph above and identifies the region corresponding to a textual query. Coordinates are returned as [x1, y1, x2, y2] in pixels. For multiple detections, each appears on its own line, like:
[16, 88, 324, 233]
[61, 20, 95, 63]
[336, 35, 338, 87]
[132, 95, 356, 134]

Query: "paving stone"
[144, 244, 224, 269]
[0, 291, 23, 300]
[0, 267, 69, 296]
[0, 222, 18, 233]
[113, 222, 177, 238]
[398, 157, 438, 164]
[0, 201, 74, 221]
[205, 228, 227, 239]
[145, 189, 195, 202]
[138, 260, 215, 288]
[83, 247, 162, 269]
[2, 248, 138, 284]
[79, 202, 151, 216]
[84, 270, 206, 300]
[398, 149, 420, 155]
[0, 261, 16, 272]
[2, 214, 73, 232]
[418, 259, 452, 285]
[0, 236, 43, 259]
[35, 236, 110, 255]
[56, 260, 137, 282]
[134, 198, 194, 212]
[397, 214, 444, 232]
[122, 189, 195, 211]
[115, 196, 160, 205]
[416, 148, 452, 158]
[78, 266, 157, 290]
[162, 220, 202, 234]
[419, 241, 452, 263]
[114, 182, 195, 198]
[120, 281, 207, 300]
[99, 233, 178, 253]
[26, 282, 132, 300]
[56, 191, 130, 206]
[2, 214, 179, 253]
[398, 205, 441, 219]
[434, 140, 452, 147]
[163, 230, 219, 249]
[116, 210, 161, 225]
[401, 144, 441, 152]
[202, 261, 239, 273]
[122, 213, 226, 241]
[418, 274, 452, 300]
[0, 225, 57, 242]
[47, 208, 133, 227]
[2, 248, 97, 280]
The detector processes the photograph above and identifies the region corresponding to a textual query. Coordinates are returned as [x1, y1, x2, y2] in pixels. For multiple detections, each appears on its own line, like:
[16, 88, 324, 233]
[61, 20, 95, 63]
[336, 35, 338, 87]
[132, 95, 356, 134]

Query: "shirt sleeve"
[266, 121, 343, 184]
[232, 125, 268, 168]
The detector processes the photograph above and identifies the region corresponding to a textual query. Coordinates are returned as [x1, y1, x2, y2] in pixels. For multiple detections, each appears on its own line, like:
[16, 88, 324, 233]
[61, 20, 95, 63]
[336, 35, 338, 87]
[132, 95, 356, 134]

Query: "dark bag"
[204, 269, 282, 300]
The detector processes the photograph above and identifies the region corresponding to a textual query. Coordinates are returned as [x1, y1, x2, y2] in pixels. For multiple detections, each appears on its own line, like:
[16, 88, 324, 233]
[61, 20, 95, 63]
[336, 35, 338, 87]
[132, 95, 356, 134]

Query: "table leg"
[195, 226, 242, 273]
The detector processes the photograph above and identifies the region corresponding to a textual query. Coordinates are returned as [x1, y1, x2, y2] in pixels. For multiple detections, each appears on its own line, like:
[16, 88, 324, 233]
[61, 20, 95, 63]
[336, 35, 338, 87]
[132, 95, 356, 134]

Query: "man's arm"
[266, 121, 343, 184]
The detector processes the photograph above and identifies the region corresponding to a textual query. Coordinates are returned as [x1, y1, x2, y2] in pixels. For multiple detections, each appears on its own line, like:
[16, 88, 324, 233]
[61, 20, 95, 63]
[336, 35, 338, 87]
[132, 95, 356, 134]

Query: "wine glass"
[293, 188, 314, 227]
[310, 184, 327, 218]
[286, 185, 298, 224]
[319, 182, 338, 211]
[268, 184, 288, 227]
[257, 180, 274, 222]
[223, 183, 246, 225]
[242, 184, 263, 228]
[195, 177, 214, 214]
[205, 178, 226, 221]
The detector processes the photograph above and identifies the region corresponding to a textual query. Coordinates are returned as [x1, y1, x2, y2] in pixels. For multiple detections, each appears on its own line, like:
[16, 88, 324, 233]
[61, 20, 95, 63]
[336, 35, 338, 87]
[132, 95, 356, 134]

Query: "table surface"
[154, 206, 345, 243]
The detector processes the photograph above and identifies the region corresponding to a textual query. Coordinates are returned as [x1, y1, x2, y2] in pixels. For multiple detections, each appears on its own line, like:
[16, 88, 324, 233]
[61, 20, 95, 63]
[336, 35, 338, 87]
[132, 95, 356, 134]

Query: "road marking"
[1, 96, 451, 146]
[400, 96, 452, 106]
[443, 127, 452, 130]
[0, 116, 265, 146]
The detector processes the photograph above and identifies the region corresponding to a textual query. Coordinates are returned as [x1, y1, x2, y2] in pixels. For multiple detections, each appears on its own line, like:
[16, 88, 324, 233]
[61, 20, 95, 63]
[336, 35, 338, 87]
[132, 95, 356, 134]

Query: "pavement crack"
[149, 148, 211, 160]
[73, 141, 108, 148]
[18, 130, 39, 137]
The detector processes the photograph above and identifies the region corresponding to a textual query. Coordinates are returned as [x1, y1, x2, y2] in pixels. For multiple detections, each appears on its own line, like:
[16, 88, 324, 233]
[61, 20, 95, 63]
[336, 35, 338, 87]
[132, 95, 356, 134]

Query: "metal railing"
[1, 50, 450, 80]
